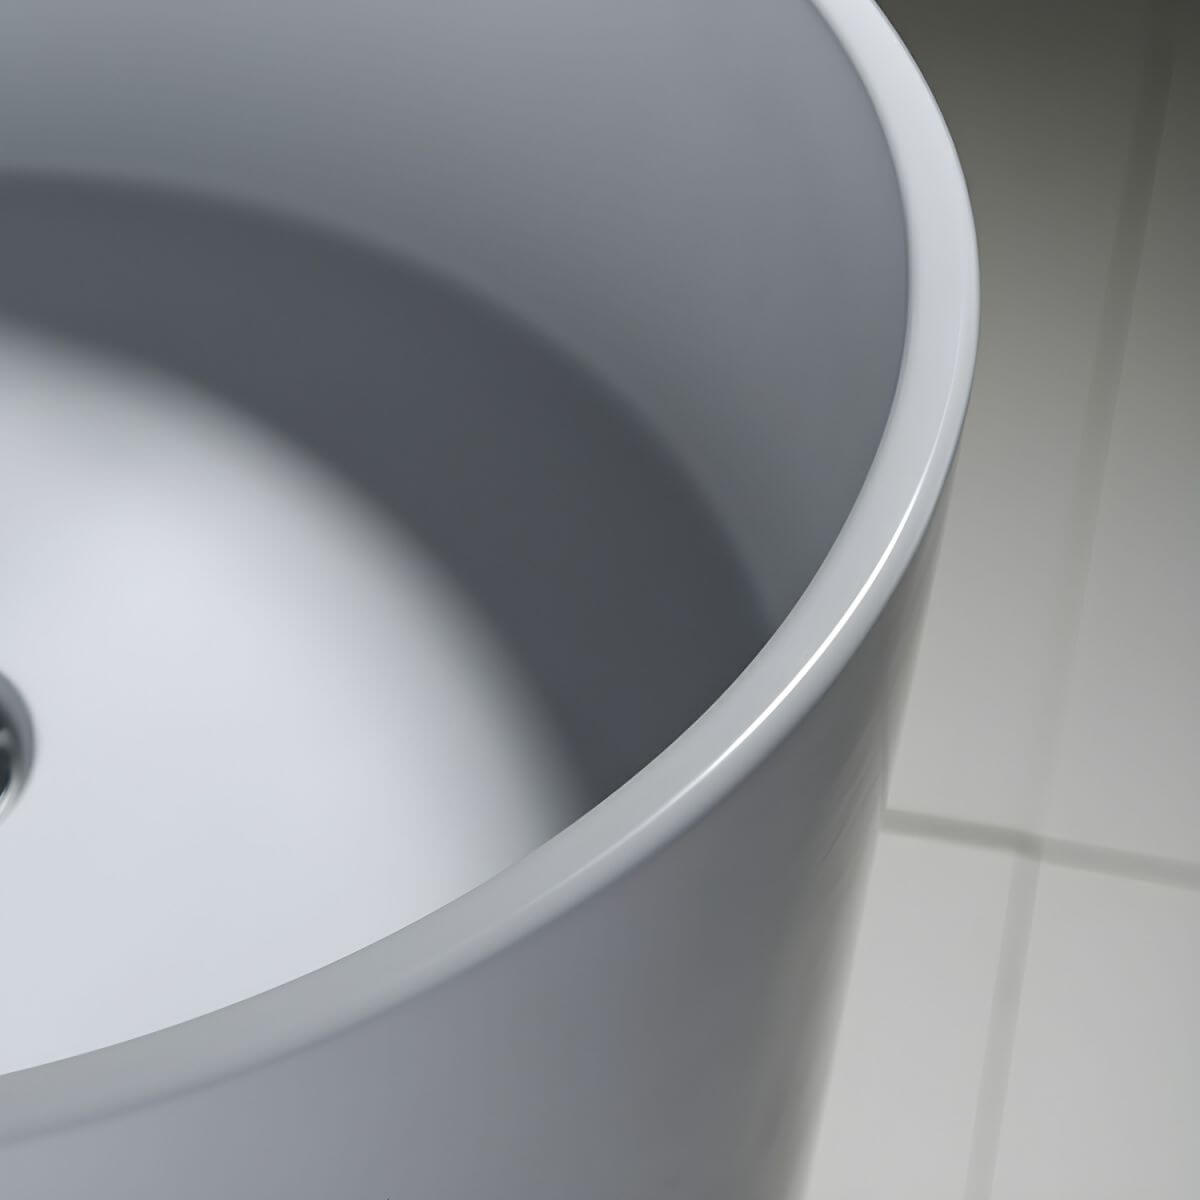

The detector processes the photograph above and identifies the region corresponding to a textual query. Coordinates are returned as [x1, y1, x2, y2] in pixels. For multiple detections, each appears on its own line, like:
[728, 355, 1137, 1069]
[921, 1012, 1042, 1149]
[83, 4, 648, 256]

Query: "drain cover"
[0, 674, 33, 821]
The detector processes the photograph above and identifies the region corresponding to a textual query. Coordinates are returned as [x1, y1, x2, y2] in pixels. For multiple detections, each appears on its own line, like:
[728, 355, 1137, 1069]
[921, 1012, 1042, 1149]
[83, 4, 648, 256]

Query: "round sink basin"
[0, 1, 976, 1196]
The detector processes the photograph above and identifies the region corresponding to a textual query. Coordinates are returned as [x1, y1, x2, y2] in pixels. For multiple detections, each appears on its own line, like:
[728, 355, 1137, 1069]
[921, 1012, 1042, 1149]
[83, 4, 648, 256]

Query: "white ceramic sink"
[0, 2, 975, 1196]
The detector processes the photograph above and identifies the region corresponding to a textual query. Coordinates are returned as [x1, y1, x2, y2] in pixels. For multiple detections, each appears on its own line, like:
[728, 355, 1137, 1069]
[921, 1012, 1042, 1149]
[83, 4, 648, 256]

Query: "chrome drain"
[0, 673, 33, 822]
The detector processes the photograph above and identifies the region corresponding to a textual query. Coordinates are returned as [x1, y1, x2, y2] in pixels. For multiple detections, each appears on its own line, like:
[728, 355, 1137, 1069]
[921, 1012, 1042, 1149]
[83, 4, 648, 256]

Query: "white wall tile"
[802, 833, 1013, 1200]
[991, 864, 1200, 1199]
[881, 0, 1156, 830]
[1044, 7, 1200, 862]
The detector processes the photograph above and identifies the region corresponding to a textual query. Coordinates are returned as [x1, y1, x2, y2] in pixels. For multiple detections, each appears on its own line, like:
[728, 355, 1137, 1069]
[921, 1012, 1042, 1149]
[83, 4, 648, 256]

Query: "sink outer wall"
[0, 509, 947, 1199]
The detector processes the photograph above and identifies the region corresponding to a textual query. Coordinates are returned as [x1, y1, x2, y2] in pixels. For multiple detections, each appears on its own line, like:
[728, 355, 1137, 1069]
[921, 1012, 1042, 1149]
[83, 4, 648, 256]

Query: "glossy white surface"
[803, 833, 1013, 1200]
[0, 0, 976, 1194]
[0, 0, 908, 628]
[0, 327, 580, 1075]
[992, 865, 1200, 1200]
[805, 829, 1200, 1200]
[0, 0, 972, 1098]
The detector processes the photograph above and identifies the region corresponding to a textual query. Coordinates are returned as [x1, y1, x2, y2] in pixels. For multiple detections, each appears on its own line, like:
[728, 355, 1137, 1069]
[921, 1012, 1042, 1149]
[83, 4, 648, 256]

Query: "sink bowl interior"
[0, 0, 908, 1075]
[0, 177, 774, 809]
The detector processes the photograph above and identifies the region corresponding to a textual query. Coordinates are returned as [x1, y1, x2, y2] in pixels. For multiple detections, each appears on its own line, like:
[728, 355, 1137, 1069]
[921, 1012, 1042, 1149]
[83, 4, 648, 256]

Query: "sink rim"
[0, 0, 977, 1139]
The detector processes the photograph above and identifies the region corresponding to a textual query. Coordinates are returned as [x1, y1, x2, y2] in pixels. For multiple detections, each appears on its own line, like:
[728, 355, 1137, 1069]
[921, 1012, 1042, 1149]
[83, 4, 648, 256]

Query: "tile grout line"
[962, 854, 1040, 1200]
[882, 808, 1200, 894]
[1018, 0, 1182, 833]
[920, 15, 1184, 1194]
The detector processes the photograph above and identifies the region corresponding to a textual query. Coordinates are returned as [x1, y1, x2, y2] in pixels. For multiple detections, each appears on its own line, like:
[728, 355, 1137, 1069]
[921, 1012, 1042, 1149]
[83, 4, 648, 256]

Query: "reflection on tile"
[802, 832, 1013, 1200]
[881, 0, 1155, 830]
[1044, 6, 1200, 863]
[991, 865, 1200, 1199]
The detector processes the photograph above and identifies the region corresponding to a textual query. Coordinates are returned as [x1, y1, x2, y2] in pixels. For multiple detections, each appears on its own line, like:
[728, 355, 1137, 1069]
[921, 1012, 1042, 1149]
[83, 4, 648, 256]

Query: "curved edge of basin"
[0, 0, 978, 1142]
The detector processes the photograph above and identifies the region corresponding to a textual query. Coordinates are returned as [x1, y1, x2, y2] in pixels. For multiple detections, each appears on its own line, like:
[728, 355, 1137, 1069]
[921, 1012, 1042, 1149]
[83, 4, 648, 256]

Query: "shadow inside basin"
[0, 175, 772, 809]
